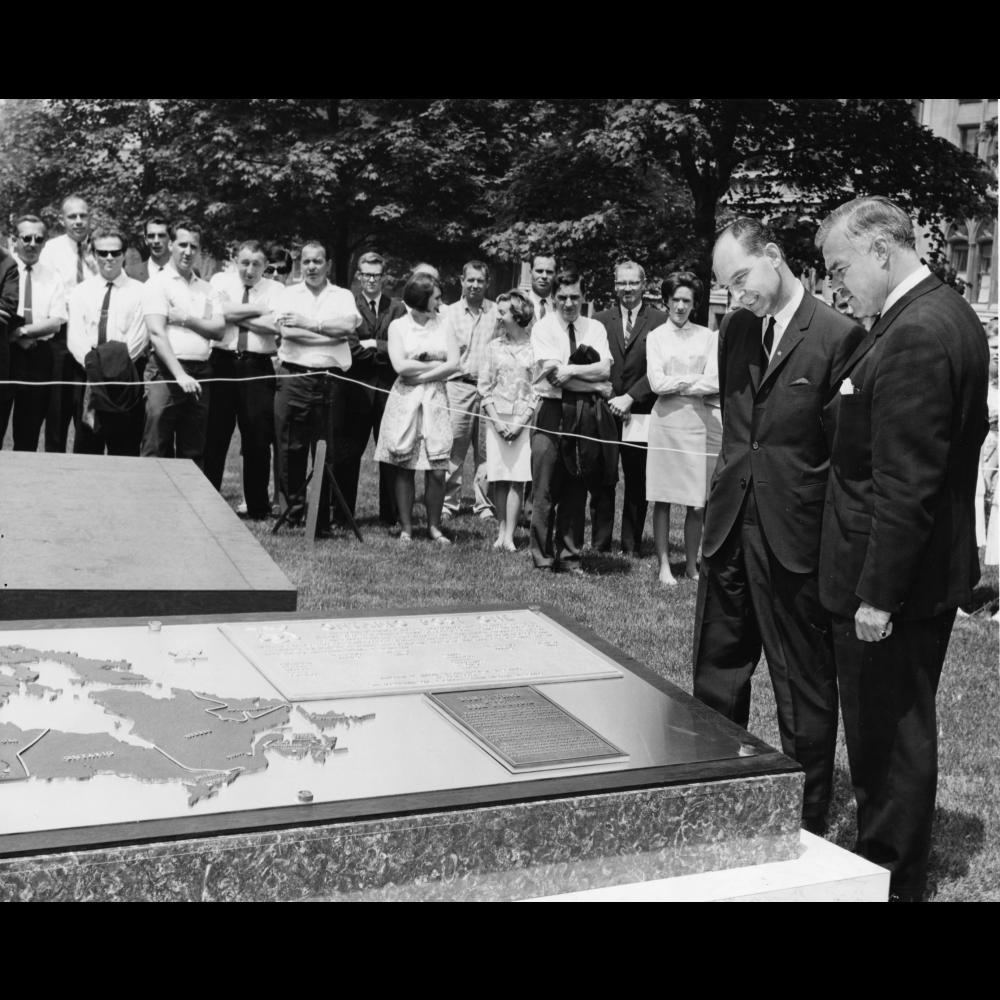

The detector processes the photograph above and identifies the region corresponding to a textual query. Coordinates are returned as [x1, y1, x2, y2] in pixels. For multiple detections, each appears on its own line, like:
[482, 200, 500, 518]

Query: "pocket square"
[790, 377, 811, 386]
[839, 377, 858, 395]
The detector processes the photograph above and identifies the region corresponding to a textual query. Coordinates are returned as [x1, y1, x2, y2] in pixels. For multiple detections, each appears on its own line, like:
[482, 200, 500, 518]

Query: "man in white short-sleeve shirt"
[0, 215, 67, 451]
[204, 240, 283, 518]
[140, 220, 225, 468]
[67, 227, 148, 455]
[528, 267, 612, 572]
[272, 239, 361, 536]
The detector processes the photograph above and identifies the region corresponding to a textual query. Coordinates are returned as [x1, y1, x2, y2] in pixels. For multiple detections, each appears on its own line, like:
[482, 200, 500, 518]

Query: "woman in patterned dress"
[645, 272, 719, 585]
[374, 274, 459, 544]
[478, 290, 538, 551]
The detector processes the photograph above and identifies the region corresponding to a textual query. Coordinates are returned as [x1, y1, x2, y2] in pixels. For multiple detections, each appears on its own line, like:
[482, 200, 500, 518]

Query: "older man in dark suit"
[335, 252, 406, 524]
[592, 261, 665, 554]
[693, 217, 865, 836]
[816, 196, 989, 901]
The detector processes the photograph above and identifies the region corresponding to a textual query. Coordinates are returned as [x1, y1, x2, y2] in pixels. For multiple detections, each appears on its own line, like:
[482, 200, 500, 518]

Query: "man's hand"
[167, 307, 188, 327]
[607, 394, 633, 419]
[275, 311, 312, 330]
[549, 364, 575, 386]
[855, 602, 893, 643]
[176, 372, 201, 396]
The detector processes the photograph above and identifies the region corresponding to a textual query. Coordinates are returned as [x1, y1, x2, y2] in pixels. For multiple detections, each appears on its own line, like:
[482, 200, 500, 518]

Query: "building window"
[959, 124, 980, 155]
[977, 239, 993, 304]
[950, 241, 969, 274]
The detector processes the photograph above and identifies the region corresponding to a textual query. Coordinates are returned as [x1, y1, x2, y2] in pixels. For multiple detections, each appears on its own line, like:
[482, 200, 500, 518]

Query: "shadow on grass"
[963, 579, 999, 614]
[927, 808, 987, 898]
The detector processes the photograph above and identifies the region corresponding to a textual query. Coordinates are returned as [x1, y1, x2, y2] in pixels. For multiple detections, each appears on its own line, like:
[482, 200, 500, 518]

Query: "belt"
[213, 349, 275, 361]
[280, 360, 343, 375]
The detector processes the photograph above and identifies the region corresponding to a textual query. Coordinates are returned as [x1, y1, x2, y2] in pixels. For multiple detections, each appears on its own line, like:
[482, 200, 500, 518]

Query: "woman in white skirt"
[646, 272, 719, 585]
[478, 290, 537, 551]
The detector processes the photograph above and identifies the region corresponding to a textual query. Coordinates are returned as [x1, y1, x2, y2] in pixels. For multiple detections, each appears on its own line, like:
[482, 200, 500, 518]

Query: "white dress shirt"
[882, 264, 932, 316]
[763, 280, 805, 360]
[38, 233, 98, 294]
[530, 313, 611, 401]
[16, 258, 67, 340]
[274, 280, 361, 370]
[209, 272, 283, 354]
[67, 272, 148, 367]
[141, 264, 224, 362]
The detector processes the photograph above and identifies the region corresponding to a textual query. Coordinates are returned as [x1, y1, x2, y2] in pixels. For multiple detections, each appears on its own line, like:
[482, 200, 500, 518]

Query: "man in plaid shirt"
[442, 260, 499, 520]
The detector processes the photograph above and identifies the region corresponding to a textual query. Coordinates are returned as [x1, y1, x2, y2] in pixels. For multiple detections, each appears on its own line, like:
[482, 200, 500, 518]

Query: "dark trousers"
[589, 429, 649, 554]
[529, 398, 588, 569]
[73, 400, 144, 456]
[693, 487, 838, 825]
[2, 340, 53, 451]
[140, 359, 212, 467]
[832, 609, 954, 899]
[334, 374, 396, 523]
[44, 330, 83, 452]
[273, 363, 344, 533]
[203, 351, 276, 516]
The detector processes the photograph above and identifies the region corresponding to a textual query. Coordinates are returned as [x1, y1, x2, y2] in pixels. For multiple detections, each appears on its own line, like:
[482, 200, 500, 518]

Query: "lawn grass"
[218, 432, 1000, 902]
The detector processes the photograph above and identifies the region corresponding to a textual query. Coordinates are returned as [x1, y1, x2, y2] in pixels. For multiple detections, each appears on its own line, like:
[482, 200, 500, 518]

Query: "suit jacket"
[593, 302, 665, 415]
[0, 249, 19, 383]
[820, 274, 989, 620]
[703, 294, 865, 574]
[347, 292, 407, 403]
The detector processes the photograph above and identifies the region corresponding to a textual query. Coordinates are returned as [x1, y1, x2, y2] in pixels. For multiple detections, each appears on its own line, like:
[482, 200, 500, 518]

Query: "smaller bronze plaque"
[426, 686, 627, 773]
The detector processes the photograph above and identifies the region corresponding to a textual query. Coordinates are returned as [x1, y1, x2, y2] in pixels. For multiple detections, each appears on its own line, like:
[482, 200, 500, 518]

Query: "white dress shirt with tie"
[38, 233, 98, 294]
[16, 259, 67, 340]
[209, 272, 283, 354]
[67, 272, 148, 367]
[763, 280, 805, 362]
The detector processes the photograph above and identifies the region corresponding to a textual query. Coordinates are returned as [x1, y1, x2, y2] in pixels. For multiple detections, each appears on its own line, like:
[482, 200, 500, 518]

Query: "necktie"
[625, 309, 634, 342]
[237, 285, 251, 352]
[762, 316, 775, 366]
[368, 299, 377, 314]
[77, 241, 85, 283]
[539, 299, 546, 318]
[97, 281, 113, 345]
[23, 264, 33, 324]
[567, 321, 577, 353]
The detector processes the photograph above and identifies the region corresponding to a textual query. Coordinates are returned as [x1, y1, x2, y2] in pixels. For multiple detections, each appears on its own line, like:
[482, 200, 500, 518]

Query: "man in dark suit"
[593, 261, 665, 554]
[335, 252, 406, 524]
[693, 217, 865, 835]
[816, 196, 989, 901]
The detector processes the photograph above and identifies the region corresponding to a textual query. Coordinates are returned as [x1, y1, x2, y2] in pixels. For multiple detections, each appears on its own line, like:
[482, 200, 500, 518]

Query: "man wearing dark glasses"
[66, 228, 148, 455]
[1, 216, 67, 450]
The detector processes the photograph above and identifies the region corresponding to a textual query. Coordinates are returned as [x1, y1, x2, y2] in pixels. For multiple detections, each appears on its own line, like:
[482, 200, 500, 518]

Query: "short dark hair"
[554, 267, 583, 294]
[496, 289, 535, 328]
[14, 214, 46, 232]
[719, 217, 782, 257]
[662, 270, 704, 309]
[357, 251, 385, 271]
[402, 274, 439, 311]
[236, 240, 266, 258]
[301, 239, 327, 259]
[169, 220, 202, 241]
[267, 244, 292, 265]
[144, 215, 170, 234]
[90, 227, 127, 252]
[462, 259, 490, 280]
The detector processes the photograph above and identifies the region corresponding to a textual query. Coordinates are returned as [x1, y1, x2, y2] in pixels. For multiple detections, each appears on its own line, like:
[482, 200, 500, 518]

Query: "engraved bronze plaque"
[427, 686, 628, 773]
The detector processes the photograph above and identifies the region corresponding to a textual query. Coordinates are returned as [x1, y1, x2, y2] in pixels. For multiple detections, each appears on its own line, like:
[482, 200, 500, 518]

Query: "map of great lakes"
[0, 645, 371, 806]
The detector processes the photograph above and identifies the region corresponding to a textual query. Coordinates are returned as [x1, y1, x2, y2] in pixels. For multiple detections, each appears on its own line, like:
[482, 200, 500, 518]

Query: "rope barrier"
[0, 367, 721, 459]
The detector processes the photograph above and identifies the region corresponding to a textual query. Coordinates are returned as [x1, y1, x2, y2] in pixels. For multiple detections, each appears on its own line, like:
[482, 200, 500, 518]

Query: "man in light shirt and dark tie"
[66, 227, 148, 455]
[526, 254, 557, 322]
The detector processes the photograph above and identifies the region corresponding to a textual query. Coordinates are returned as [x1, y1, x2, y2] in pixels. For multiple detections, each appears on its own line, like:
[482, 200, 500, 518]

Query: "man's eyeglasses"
[18, 234, 45, 245]
[265, 265, 289, 276]
[95, 249, 124, 258]
[358, 272, 383, 282]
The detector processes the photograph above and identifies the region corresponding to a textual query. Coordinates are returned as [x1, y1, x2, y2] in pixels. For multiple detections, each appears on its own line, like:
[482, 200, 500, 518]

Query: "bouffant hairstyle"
[402, 273, 440, 312]
[496, 289, 535, 328]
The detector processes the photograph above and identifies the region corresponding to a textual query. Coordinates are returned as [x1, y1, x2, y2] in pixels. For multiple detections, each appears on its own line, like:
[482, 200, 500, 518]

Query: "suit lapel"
[606, 311, 626, 356]
[625, 305, 655, 355]
[745, 313, 764, 394]
[758, 294, 817, 390]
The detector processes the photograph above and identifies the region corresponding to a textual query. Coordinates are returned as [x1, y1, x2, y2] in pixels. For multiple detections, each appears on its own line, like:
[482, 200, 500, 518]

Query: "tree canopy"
[1, 98, 993, 315]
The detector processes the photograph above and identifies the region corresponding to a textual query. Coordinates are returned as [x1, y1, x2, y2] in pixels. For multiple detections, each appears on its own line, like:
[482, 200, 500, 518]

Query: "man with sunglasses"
[0, 216, 67, 450]
[693, 217, 864, 838]
[38, 195, 98, 452]
[66, 228, 148, 455]
[337, 251, 406, 525]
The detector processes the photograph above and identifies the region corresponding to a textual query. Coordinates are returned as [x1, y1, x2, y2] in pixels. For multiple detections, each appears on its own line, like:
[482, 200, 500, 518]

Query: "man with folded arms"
[140, 220, 225, 468]
[204, 240, 282, 519]
[67, 227, 148, 455]
[272, 239, 361, 536]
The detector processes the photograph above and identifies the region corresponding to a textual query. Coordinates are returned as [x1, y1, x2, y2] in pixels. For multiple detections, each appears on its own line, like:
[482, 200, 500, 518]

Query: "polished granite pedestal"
[0, 452, 296, 620]
[0, 607, 803, 902]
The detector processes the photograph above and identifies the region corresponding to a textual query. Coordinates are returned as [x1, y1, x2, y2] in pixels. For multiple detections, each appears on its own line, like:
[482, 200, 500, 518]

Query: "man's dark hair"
[267, 244, 292, 265]
[720, 217, 782, 257]
[236, 240, 266, 258]
[144, 215, 170, 235]
[554, 267, 583, 294]
[169, 219, 202, 241]
[90, 227, 128, 252]
[357, 251, 386, 271]
[301, 239, 327, 259]
[462, 259, 490, 280]
[402, 274, 440, 311]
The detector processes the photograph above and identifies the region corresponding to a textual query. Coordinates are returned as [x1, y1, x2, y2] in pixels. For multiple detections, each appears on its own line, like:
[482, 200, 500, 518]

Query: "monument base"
[0, 772, 801, 902]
